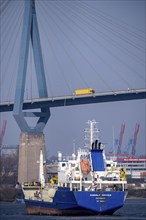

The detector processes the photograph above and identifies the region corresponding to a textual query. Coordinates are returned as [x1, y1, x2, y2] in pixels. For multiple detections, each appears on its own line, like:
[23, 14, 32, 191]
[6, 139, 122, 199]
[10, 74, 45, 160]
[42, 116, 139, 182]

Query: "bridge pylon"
[13, 0, 50, 183]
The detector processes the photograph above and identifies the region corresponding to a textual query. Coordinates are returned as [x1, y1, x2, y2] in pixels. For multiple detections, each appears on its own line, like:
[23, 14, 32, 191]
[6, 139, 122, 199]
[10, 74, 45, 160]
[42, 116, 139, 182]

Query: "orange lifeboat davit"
[80, 158, 91, 175]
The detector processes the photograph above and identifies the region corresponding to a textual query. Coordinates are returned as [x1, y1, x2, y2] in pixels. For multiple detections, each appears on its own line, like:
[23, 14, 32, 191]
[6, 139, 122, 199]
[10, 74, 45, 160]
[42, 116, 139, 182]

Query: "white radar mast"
[39, 149, 45, 187]
[84, 120, 99, 148]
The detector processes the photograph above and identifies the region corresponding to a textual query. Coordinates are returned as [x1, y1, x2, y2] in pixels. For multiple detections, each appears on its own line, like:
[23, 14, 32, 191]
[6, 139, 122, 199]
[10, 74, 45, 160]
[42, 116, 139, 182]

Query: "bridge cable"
[6, 6, 24, 102]
[1, 3, 23, 66]
[0, 2, 23, 83]
[0, 0, 11, 16]
[37, 2, 88, 95]
[67, 1, 145, 65]
[81, 1, 145, 36]
[47, 2, 130, 91]
[80, 1, 145, 43]
[41, 1, 117, 92]
[74, 2, 145, 81]
[34, 4, 54, 97]
[59, 1, 145, 82]
[37, 1, 88, 94]
[36, 3, 74, 95]
[37, 2, 90, 91]
[68, 2, 145, 65]
[56, 2, 133, 89]
[0, 3, 23, 102]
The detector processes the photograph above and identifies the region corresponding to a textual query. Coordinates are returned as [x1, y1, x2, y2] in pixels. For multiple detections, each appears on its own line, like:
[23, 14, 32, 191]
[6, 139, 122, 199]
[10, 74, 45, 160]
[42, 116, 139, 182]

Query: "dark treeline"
[0, 152, 18, 185]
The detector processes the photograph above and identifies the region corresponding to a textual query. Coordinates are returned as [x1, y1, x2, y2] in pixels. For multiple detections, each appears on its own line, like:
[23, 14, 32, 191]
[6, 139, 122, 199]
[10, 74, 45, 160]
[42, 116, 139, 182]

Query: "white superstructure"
[57, 120, 127, 192]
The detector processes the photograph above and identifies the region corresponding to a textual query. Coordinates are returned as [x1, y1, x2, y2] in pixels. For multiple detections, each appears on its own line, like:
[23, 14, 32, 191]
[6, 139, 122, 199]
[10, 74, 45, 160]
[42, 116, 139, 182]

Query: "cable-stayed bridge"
[0, 0, 145, 183]
[1, 0, 145, 105]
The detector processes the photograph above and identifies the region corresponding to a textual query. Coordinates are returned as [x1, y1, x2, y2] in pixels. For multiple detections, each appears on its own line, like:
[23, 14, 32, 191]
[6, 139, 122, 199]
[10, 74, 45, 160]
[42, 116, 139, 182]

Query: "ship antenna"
[84, 120, 99, 148]
[39, 149, 45, 188]
[73, 139, 76, 154]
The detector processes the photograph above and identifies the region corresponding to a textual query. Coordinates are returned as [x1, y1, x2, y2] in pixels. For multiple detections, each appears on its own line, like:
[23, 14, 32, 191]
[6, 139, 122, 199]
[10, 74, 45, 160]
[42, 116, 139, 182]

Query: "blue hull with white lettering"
[25, 188, 127, 215]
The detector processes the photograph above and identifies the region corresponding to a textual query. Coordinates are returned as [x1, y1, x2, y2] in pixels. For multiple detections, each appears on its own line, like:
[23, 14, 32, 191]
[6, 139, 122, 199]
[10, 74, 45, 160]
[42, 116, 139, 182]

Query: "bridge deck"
[0, 89, 146, 112]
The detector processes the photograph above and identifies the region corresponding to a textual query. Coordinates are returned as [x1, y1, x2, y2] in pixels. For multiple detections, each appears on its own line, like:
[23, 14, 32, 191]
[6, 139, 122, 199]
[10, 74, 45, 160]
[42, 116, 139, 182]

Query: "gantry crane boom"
[117, 123, 125, 156]
[132, 123, 140, 157]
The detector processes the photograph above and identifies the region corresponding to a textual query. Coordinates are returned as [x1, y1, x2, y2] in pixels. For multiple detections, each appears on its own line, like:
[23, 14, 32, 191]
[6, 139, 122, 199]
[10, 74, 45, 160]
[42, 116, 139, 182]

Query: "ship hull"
[24, 189, 127, 216]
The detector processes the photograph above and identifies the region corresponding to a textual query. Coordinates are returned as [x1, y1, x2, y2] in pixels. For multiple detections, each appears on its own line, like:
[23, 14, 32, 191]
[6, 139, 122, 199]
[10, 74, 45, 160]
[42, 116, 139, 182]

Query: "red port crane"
[117, 123, 125, 156]
[131, 123, 140, 158]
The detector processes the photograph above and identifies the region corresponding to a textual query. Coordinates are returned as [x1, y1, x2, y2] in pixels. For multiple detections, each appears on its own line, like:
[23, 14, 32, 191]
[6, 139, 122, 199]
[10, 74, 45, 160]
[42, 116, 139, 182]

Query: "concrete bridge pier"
[18, 133, 46, 184]
[12, 0, 50, 184]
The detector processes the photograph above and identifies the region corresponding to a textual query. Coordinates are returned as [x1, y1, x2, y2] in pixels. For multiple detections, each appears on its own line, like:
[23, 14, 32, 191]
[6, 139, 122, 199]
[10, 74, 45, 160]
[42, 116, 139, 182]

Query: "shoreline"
[126, 197, 146, 200]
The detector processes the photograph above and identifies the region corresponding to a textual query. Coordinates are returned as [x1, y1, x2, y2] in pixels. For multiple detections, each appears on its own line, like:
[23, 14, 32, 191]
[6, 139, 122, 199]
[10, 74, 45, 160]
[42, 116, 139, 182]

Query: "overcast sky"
[0, 0, 145, 158]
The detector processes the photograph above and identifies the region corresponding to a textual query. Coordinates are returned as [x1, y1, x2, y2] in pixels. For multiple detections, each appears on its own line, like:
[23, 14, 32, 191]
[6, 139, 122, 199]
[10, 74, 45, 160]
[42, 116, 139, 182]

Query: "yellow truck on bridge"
[75, 88, 95, 95]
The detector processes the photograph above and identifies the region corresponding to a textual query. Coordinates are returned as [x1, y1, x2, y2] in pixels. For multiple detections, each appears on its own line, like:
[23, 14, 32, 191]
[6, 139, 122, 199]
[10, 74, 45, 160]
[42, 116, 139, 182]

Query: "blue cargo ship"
[23, 120, 127, 215]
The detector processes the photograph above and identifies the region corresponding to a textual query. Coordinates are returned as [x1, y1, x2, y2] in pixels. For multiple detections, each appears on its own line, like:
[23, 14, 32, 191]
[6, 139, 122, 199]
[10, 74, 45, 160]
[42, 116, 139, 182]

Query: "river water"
[0, 199, 146, 220]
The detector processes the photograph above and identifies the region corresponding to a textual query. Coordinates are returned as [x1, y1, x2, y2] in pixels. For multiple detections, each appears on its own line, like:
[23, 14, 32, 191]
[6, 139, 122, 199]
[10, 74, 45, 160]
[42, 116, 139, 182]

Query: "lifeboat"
[80, 158, 91, 175]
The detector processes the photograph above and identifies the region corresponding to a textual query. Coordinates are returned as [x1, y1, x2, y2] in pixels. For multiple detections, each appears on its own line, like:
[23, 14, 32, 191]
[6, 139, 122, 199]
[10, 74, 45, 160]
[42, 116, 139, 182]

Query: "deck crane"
[131, 123, 140, 158]
[117, 123, 125, 157]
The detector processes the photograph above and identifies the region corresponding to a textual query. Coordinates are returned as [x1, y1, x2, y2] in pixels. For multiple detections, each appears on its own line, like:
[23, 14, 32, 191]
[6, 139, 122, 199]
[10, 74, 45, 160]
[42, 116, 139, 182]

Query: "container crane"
[131, 123, 140, 158]
[107, 124, 125, 157]
[123, 139, 133, 157]
[117, 123, 125, 157]
[123, 123, 140, 158]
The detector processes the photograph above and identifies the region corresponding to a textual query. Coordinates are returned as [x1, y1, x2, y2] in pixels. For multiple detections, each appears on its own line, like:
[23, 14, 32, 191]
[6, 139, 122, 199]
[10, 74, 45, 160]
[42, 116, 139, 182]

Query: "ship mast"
[84, 120, 99, 148]
[39, 149, 45, 187]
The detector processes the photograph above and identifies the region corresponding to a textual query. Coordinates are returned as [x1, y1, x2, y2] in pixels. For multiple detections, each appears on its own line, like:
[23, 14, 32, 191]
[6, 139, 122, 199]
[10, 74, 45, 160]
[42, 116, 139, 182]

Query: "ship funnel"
[91, 147, 105, 171]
